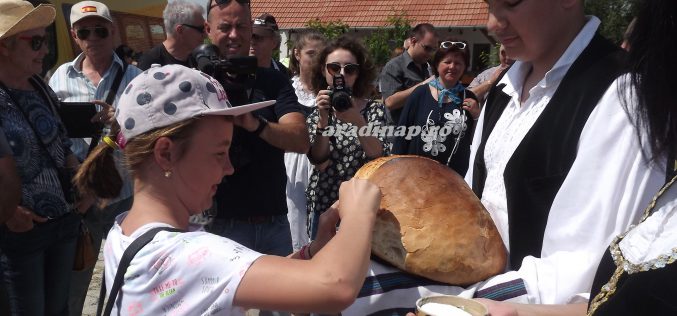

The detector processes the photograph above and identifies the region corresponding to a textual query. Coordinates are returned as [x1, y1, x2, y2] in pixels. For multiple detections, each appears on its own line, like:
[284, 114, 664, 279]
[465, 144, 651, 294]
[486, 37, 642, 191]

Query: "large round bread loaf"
[355, 155, 506, 285]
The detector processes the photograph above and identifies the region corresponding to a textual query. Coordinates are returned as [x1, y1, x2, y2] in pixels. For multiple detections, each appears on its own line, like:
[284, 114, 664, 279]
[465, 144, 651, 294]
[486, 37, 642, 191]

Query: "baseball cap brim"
[204, 100, 276, 116]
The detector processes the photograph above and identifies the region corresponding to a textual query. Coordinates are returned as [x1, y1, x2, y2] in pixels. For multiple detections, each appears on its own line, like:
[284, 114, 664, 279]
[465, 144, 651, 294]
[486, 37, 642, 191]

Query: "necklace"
[587, 175, 677, 315]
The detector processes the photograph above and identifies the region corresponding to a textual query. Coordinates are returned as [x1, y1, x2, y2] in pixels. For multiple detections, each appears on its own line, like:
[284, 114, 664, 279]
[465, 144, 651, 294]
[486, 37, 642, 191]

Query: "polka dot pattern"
[164, 102, 177, 115]
[305, 101, 391, 238]
[179, 81, 192, 92]
[115, 64, 252, 141]
[206, 82, 217, 93]
[124, 117, 136, 130]
[153, 72, 168, 80]
[137, 92, 151, 105]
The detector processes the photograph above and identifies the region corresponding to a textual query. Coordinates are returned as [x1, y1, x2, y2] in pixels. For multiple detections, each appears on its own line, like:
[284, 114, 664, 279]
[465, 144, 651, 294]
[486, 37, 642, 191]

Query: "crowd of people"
[0, 0, 675, 315]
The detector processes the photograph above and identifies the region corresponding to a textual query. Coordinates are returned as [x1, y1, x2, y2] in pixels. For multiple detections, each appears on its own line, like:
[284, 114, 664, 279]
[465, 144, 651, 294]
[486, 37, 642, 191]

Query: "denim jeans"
[208, 215, 293, 256]
[68, 197, 132, 316]
[0, 212, 79, 316]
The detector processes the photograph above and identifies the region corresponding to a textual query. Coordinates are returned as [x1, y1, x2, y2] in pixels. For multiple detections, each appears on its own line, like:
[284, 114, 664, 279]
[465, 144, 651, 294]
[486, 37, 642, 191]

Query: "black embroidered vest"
[471, 34, 625, 269]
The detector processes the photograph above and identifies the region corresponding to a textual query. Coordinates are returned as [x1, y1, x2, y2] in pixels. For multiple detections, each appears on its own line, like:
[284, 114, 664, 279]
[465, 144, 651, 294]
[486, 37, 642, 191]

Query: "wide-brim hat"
[0, 0, 56, 40]
[116, 64, 275, 141]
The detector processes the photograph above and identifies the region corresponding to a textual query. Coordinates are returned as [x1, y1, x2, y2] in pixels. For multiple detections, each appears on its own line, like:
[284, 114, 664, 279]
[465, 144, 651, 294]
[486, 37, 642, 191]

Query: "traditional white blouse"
[465, 18, 666, 304]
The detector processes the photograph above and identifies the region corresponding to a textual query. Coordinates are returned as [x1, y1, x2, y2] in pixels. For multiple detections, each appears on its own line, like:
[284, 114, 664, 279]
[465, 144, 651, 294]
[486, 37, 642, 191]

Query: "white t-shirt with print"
[103, 212, 263, 316]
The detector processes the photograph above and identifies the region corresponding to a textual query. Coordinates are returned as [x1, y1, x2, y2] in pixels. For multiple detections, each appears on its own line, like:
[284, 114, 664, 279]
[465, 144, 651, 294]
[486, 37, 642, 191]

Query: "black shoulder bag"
[87, 62, 128, 156]
[96, 226, 184, 316]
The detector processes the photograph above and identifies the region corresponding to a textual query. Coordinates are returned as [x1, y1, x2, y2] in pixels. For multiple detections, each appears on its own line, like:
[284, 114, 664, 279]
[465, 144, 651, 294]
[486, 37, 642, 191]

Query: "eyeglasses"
[326, 62, 360, 76]
[440, 41, 467, 50]
[18, 35, 48, 51]
[75, 26, 109, 40]
[208, 0, 250, 14]
[181, 24, 205, 34]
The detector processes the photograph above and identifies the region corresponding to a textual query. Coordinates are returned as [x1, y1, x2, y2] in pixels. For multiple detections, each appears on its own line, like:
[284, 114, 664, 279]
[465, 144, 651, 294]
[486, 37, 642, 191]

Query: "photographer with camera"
[204, 0, 309, 258]
[306, 36, 390, 239]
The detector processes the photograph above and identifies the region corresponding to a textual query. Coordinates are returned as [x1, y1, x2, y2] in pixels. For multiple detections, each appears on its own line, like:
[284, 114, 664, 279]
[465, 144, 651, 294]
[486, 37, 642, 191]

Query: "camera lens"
[331, 91, 352, 112]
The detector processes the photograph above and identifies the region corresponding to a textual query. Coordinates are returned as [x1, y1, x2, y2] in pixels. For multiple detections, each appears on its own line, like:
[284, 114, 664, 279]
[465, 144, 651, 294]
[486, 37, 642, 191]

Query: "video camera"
[191, 44, 258, 106]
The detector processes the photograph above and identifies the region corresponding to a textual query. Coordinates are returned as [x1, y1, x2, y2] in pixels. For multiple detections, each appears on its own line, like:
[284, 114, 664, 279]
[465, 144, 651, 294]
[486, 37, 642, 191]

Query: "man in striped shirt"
[47, 2, 141, 316]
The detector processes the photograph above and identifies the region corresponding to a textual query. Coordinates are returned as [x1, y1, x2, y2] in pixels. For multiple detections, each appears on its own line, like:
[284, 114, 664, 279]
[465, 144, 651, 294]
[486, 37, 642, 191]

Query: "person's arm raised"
[234, 178, 381, 313]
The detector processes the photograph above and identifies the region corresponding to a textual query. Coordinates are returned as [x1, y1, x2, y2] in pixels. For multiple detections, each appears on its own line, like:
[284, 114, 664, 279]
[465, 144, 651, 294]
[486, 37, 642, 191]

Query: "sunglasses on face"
[181, 24, 205, 34]
[75, 26, 109, 40]
[326, 62, 360, 76]
[18, 35, 48, 51]
[440, 41, 467, 50]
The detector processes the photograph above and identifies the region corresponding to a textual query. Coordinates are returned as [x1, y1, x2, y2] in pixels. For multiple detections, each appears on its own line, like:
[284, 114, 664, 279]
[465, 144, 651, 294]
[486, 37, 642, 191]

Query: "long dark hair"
[289, 31, 326, 76]
[309, 35, 376, 98]
[621, 0, 677, 162]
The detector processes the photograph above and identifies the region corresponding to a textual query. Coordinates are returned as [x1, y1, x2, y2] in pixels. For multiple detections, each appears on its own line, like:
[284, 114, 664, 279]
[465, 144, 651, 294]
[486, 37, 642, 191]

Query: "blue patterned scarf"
[428, 78, 465, 108]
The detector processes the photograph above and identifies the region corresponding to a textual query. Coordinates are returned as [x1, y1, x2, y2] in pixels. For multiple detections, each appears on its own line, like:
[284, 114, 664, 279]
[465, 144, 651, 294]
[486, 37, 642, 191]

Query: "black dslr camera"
[329, 74, 352, 112]
[191, 44, 258, 106]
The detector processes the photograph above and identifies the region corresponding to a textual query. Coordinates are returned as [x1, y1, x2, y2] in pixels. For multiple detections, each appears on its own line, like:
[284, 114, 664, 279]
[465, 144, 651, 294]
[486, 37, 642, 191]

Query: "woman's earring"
[164, 170, 172, 178]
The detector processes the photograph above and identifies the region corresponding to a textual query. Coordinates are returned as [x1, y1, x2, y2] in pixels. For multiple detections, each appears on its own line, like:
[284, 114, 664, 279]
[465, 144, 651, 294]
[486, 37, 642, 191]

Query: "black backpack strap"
[97, 226, 183, 316]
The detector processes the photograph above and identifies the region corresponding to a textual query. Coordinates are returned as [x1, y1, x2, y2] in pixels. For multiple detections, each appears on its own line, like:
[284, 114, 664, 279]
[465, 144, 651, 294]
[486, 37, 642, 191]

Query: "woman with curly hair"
[306, 35, 389, 239]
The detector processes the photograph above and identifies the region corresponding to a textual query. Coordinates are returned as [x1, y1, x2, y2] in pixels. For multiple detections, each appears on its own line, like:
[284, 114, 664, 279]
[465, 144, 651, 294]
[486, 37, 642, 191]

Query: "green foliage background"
[585, 0, 640, 44]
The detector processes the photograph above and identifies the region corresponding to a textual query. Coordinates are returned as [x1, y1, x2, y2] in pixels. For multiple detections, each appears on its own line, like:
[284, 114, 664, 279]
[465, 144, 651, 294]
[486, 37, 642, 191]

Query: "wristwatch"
[315, 125, 328, 136]
[253, 115, 268, 136]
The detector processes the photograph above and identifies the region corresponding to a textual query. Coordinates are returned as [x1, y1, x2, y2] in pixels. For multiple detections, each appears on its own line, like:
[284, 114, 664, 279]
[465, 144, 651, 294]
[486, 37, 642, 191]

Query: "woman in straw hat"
[74, 64, 382, 315]
[0, 0, 89, 314]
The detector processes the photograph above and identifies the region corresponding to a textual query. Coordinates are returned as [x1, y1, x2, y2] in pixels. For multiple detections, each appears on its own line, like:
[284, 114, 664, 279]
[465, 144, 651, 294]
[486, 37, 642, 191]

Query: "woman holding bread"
[306, 36, 389, 239]
[474, 0, 677, 315]
[74, 64, 383, 315]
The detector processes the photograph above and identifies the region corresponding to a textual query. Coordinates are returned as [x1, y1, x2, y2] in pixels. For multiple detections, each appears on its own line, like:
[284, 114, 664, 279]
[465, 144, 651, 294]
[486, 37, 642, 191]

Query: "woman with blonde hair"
[75, 64, 382, 315]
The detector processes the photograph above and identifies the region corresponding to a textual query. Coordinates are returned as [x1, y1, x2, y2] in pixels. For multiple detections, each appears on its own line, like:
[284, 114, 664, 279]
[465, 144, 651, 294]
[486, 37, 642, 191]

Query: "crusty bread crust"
[356, 155, 507, 285]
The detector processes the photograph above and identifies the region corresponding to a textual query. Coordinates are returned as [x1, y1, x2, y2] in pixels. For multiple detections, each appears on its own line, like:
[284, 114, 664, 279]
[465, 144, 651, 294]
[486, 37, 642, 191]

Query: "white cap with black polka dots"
[115, 64, 274, 142]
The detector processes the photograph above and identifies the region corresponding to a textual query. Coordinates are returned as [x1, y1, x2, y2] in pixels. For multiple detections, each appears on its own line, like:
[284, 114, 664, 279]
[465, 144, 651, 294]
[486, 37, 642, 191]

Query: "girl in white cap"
[75, 64, 382, 315]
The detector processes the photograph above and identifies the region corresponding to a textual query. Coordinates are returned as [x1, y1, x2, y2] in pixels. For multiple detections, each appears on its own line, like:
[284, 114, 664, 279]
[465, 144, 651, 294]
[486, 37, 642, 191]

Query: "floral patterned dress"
[305, 100, 389, 238]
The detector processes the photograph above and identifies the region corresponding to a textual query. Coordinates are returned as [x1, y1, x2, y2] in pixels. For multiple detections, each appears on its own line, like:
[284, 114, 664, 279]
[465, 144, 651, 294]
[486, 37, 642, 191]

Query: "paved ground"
[81, 244, 105, 316]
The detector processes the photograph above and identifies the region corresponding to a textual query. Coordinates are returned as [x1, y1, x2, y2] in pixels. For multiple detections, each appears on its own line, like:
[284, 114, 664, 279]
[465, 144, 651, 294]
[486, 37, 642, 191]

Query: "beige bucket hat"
[0, 0, 56, 41]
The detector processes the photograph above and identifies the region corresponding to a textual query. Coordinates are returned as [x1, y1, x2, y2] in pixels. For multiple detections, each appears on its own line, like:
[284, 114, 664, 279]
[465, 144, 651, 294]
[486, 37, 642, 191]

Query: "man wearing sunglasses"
[48, 2, 142, 315]
[250, 13, 290, 77]
[380, 23, 438, 124]
[137, 0, 206, 70]
[205, 0, 310, 263]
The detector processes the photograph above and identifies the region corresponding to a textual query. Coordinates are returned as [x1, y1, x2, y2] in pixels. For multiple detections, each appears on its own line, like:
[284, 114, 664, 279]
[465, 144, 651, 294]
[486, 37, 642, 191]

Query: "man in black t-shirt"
[137, 0, 205, 70]
[205, 0, 309, 256]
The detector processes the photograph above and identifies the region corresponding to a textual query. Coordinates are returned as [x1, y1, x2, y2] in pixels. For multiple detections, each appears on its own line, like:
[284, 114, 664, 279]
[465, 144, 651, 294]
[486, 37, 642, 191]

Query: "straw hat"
[0, 0, 56, 41]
